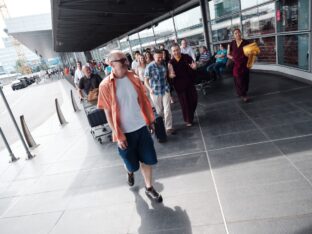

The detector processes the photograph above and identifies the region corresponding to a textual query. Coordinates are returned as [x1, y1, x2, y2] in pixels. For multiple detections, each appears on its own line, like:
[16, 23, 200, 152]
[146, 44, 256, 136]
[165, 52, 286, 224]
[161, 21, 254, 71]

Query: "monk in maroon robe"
[168, 44, 197, 127]
[227, 28, 250, 102]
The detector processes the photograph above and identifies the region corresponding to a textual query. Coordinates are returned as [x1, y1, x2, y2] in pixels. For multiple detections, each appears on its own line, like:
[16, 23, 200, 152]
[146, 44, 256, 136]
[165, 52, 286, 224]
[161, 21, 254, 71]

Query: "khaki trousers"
[150, 92, 173, 130]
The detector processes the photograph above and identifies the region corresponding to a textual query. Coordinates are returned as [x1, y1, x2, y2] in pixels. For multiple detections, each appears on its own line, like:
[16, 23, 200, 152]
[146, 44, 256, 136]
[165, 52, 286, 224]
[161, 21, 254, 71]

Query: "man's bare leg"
[140, 162, 163, 202]
[140, 163, 152, 188]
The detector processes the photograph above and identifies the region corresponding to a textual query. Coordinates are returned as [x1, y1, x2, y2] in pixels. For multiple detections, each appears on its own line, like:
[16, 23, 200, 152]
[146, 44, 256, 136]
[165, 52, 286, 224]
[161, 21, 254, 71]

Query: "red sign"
[276, 10, 281, 21]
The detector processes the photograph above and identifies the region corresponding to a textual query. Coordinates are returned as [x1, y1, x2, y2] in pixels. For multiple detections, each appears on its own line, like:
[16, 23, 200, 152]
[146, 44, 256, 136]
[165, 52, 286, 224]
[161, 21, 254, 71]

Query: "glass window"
[177, 34, 205, 48]
[100, 40, 119, 58]
[129, 33, 141, 51]
[241, 0, 271, 10]
[278, 34, 309, 70]
[242, 2, 275, 37]
[211, 14, 240, 42]
[153, 18, 176, 47]
[174, 6, 204, 41]
[208, 0, 240, 20]
[138, 27, 155, 49]
[276, 0, 310, 32]
[254, 36, 276, 64]
[119, 37, 128, 51]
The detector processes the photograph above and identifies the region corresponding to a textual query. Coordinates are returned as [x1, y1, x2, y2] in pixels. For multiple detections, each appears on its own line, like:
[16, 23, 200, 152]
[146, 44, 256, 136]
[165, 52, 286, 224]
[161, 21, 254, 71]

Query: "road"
[0, 78, 74, 151]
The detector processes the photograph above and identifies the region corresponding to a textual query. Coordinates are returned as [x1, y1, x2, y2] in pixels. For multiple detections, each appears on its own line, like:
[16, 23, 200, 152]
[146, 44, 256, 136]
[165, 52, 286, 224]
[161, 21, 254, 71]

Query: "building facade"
[88, 0, 311, 81]
[0, 37, 40, 73]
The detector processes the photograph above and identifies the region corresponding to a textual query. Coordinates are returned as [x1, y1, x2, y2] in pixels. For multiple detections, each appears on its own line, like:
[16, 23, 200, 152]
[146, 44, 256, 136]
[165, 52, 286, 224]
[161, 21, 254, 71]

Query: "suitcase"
[151, 107, 167, 143]
[86, 108, 107, 127]
[91, 124, 112, 144]
[154, 116, 167, 143]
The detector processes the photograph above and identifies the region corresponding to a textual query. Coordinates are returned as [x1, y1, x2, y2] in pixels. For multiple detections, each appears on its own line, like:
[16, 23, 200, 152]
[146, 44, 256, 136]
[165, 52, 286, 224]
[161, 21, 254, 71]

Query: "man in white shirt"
[180, 39, 196, 61]
[98, 50, 163, 203]
[74, 61, 84, 89]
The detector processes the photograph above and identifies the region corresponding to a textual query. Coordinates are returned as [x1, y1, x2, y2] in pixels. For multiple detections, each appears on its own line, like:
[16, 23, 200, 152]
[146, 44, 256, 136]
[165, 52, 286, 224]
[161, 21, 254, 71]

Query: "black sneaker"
[145, 186, 163, 203]
[127, 172, 134, 187]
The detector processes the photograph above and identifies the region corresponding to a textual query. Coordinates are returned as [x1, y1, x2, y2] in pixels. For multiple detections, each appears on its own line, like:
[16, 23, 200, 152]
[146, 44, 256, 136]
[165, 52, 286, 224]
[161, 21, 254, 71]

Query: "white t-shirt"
[115, 76, 146, 133]
[181, 46, 196, 61]
[136, 66, 146, 82]
[74, 69, 84, 85]
[131, 60, 139, 70]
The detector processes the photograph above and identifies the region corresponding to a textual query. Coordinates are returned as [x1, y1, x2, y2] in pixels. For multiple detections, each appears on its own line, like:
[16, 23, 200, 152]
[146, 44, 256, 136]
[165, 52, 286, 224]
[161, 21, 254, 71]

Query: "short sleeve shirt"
[216, 49, 228, 63]
[97, 71, 155, 142]
[78, 74, 102, 95]
[74, 69, 84, 85]
[144, 61, 170, 96]
[115, 76, 146, 133]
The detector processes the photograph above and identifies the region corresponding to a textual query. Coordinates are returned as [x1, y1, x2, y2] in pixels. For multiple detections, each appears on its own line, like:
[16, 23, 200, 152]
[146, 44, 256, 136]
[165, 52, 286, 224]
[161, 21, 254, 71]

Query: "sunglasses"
[110, 58, 128, 64]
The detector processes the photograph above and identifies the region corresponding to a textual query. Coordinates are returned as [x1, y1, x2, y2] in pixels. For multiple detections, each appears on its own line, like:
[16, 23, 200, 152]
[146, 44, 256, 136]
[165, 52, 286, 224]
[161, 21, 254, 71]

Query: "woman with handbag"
[227, 28, 251, 103]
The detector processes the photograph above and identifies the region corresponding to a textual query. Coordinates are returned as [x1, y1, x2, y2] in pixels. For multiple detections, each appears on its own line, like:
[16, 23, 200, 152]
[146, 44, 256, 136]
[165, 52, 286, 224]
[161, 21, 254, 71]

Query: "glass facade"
[208, 0, 310, 69]
[138, 27, 155, 49]
[209, 0, 240, 20]
[241, 0, 272, 10]
[153, 18, 175, 47]
[91, 0, 311, 72]
[129, 33, 141, 51]
[174, 6, 205, 47]
[242, 2, 275, 37]
[278, 34, 309, 70]
[211, 14, 240, 42]
[119, 37, 129, 52]
[276, 0, 309, 32]
[255, 36, 276, 63]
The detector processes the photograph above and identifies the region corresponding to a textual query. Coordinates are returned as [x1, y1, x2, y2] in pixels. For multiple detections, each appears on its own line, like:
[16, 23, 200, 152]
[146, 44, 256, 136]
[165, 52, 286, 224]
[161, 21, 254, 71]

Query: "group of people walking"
[73, 28, 254, 203]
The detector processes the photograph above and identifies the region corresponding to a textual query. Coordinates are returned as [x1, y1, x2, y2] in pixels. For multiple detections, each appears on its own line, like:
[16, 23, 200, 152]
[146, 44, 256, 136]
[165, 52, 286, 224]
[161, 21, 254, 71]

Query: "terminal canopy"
[52, 0, 191, 52]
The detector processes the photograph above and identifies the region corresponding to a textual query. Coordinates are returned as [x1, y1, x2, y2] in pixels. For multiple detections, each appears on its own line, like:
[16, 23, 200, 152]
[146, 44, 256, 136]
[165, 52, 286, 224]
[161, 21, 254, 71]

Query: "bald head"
[108, 50, 125, 62]
[82, 65, 91, 78]
[108, 50, 129, 78]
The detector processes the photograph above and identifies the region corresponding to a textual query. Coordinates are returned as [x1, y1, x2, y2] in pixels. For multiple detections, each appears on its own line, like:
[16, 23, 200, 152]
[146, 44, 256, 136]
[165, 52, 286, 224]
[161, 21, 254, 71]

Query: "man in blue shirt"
[144, 49, 175, 135]
[207, 43, 228, 79]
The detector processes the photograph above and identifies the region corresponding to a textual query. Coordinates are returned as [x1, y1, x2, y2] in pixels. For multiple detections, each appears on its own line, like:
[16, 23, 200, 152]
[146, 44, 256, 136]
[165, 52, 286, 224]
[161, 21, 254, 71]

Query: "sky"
[5, 0, 51, 17]
[0, 0, 51, 48]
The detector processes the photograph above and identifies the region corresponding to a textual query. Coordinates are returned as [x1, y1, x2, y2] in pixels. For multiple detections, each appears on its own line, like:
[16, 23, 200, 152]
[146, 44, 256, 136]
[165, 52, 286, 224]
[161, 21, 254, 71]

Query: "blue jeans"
[207, 62, 226, 76]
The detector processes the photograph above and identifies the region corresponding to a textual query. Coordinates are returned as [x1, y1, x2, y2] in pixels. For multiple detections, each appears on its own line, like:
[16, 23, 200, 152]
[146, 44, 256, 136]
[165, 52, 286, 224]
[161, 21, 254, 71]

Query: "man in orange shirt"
[98, 50, 163, 203]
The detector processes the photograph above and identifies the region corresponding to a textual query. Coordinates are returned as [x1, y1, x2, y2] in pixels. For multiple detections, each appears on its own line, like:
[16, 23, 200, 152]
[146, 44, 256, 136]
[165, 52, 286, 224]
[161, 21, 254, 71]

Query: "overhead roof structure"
[52, 0, 196, 52]
[5, 14, 59, 58]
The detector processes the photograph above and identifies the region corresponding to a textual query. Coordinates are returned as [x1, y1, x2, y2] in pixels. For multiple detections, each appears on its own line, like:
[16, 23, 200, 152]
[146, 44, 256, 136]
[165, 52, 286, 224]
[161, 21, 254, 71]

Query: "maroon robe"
[169, 54, 198, 124]
[230, 39, 250, 97]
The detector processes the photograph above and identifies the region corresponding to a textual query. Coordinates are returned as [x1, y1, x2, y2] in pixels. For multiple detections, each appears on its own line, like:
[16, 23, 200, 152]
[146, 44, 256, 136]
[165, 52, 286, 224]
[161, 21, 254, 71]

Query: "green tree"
[15, 59, 32, 74]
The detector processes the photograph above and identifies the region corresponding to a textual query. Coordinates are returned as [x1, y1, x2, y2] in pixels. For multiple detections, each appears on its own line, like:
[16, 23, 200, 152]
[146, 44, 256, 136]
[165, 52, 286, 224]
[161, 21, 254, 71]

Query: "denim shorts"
[118, 126, 157, 172]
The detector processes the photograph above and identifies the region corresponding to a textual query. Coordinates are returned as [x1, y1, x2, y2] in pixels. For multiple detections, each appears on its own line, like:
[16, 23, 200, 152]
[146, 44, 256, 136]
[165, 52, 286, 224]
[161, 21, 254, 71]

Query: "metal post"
[0, 127, 19, 163]
[137, 33, 143, 53]
[171, 11, 178, 42]
[127, 36, 133, 57]
[74, 52, 78, 63]
[0, 86, 34, 160]
[152, 25, 157, 46]
[199, 0, 211, 50]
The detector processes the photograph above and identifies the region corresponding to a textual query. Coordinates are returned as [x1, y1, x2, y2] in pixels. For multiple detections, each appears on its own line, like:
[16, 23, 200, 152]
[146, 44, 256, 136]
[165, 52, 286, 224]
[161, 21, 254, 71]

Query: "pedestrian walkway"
[0, 73, 312, 234]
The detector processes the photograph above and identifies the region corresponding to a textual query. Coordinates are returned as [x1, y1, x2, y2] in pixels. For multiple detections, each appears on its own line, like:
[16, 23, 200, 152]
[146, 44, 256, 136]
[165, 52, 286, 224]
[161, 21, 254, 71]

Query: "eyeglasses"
[110, 58, 128, 64]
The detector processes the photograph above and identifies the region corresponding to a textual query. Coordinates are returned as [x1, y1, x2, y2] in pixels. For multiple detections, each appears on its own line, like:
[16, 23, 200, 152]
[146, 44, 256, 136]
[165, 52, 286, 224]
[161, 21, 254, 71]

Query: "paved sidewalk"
[0, 74, 312, 233]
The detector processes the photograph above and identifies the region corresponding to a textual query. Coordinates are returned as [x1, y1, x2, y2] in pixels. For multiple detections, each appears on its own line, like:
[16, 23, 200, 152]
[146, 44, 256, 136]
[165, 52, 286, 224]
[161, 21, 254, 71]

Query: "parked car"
[11, 80, 26, 90]
[19, 77, 34, 86]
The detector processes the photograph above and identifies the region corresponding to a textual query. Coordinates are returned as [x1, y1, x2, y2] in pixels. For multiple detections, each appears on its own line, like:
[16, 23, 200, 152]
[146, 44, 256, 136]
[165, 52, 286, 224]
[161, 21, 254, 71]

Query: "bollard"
[55, 98, 68, 125]
[0, 127, 20, 163]
[0, 86, 35, 160]
[20, 115, 39, 149]
[70, 90, 80, 112]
